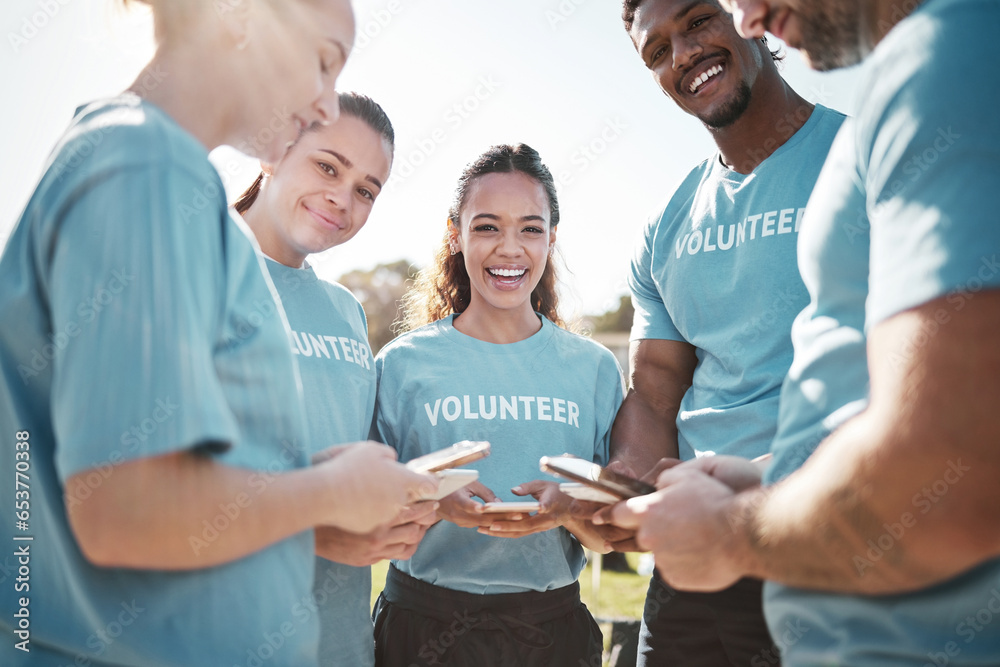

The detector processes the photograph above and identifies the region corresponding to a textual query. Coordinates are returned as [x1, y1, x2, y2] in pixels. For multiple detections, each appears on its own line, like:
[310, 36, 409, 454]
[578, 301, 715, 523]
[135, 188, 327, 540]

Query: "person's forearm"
[315, 526, 379, 567]
[315, 516, 429, 567]
[611, 339, 696, 475]
[564, 518, 612, 553]
[67, 451, 343, 570]
[610, 388, 680, 475]
[734, 413, 1000, 594]
[731, 297, 1000, 594]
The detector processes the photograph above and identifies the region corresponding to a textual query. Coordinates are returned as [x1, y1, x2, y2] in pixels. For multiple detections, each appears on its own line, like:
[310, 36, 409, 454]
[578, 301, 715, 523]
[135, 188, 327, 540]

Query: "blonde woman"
[0, 2, 434, 665]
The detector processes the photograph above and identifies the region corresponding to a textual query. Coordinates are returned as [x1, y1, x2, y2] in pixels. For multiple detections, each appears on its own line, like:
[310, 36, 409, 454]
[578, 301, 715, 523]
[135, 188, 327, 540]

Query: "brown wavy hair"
[400, 143, 565, 332]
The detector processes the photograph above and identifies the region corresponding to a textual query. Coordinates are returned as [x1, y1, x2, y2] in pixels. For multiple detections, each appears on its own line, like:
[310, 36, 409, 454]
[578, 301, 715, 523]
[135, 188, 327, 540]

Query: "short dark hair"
[622, 0, 784, 62]
[622, 0, 643, 33]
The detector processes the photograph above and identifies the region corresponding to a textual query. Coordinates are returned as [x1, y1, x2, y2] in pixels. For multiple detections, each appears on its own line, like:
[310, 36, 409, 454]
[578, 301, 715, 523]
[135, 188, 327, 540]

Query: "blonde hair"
[119, 0, 287, 39]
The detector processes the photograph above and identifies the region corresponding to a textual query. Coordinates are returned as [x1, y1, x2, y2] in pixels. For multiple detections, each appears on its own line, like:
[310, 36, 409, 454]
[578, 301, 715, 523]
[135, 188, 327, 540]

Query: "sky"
[0, 0, 863, 319]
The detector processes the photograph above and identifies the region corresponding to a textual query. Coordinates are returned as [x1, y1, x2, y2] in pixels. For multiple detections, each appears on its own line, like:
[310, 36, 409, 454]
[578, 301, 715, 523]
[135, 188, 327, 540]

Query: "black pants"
[373, 565, 604, 667]
[637, 572, 779, 666]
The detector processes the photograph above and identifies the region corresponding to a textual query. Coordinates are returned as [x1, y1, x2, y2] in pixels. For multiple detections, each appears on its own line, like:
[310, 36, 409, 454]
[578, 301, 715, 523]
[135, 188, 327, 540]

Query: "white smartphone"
[558, 482, 620, 505]
[540, 454, 655, 500]
[406, 440, 491, 474]
[416, 469, 479, 501]
[480, 501, 541, 514]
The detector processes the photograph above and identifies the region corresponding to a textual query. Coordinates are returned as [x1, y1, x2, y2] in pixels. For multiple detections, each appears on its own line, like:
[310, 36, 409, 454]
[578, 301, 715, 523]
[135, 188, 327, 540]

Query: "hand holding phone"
[539, 454, 656, 500]
[481, 501, 541, 514]
[415, 469, 479, 501]
[558, 483, 621, 505]
[406, 440, 491, 474]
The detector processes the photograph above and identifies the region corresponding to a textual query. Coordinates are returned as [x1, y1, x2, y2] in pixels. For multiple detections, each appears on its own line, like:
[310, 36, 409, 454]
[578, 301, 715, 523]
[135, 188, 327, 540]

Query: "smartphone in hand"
[481, 501, 541, 514]
[558, 483, 621, 505]
[406, 441, 491, 474]
[539, 454, 655, 500]
[415, 469, 480, 501]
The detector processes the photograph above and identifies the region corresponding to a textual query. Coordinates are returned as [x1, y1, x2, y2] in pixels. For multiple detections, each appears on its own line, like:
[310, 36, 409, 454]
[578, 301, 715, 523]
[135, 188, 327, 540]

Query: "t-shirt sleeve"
[628, 211, 685, 342]
[592, 350, 626, 466]
[862, 14, 1000, 327]
[49, 160, 241, 481]
[371, 352, 396, 449]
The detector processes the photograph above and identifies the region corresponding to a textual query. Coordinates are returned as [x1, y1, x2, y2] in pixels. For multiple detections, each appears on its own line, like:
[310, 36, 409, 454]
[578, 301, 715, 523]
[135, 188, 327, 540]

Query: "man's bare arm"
[732, 291, 1000, 592]
[611, 338, 697, 475]
[580, 338, 696, 551]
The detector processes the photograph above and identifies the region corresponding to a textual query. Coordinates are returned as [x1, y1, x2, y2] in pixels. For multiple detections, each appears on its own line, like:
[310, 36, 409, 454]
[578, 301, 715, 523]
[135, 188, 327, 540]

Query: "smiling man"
[596, 1, 845, 664]
[602, 0, 1000, 664]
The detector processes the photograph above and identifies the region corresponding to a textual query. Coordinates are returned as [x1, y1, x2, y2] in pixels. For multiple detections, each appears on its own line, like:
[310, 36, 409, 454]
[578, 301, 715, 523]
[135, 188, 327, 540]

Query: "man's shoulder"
[646, 157, 717, 224]
[857, 0, 996, 155]
[774, 104, 848, 164]
[865, 0, 996, 100]
[811, 104, 848, 133]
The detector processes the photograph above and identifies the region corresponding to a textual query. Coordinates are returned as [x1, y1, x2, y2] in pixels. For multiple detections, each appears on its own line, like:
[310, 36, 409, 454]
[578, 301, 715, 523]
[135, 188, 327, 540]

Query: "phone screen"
[481, 501, 541, 513]
[406, 441, 491, 474]
[539, 455, 655, 499]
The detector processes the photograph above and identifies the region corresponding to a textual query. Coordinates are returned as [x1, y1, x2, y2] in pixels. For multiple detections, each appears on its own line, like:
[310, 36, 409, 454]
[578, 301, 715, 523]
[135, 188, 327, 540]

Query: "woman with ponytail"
[372, 143, 625, 667]
[0, 3, 435, 665]
[237, 91, 437, 667]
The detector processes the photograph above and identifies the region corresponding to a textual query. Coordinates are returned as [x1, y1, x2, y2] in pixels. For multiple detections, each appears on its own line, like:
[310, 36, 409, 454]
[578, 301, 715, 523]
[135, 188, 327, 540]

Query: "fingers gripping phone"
[407, 441, 491, 502]
[557, 483, 621, 505]
[406, 440, 491, 474]
[481, 501, 541, 514]
[539, 454, 655, 501]
[417, 469, 480, 501]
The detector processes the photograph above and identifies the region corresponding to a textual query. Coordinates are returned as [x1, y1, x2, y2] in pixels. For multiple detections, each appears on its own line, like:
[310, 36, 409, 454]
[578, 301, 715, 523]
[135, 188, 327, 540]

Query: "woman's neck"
[128, 45, 238, 154]
[240, 205, 307, 268]
[452, 302, 542, 344]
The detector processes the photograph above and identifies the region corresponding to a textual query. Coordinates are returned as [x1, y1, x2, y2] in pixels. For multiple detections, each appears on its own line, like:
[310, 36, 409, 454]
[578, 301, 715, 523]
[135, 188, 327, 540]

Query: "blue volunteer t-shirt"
[629, 105, 844, 461]
[373, 315, 625, 594]
[0, 96, 317, 666]
[764, 1, 1000, 663]
[265, 257, 377, 667]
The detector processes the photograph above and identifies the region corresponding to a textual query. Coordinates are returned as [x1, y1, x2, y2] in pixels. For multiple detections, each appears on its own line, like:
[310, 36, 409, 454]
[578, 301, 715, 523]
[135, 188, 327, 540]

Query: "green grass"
[579, 552, 649, 621]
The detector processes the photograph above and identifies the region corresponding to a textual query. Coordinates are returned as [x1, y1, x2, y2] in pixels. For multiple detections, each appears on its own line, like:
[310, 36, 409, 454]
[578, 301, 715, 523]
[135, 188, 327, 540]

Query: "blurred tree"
[573, 293, 637, 574]
[339, 261, 634, 355]
[581, 295, 634, 334]
[338, 259, 417, 355]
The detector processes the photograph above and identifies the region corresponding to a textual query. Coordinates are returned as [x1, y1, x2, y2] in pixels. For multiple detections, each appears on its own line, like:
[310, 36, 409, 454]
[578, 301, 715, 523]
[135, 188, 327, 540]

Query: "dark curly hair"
[399, 143, 565, 332]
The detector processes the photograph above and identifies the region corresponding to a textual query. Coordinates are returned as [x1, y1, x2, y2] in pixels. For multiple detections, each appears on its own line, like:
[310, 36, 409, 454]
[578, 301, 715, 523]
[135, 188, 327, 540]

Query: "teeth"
[689, 65, 723, 93]
[489, 268, 526, 278]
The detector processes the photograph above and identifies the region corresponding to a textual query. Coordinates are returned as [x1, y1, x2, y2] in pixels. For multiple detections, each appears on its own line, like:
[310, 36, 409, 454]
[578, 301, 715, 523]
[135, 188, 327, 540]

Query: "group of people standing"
[1, 1, 998, 667]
